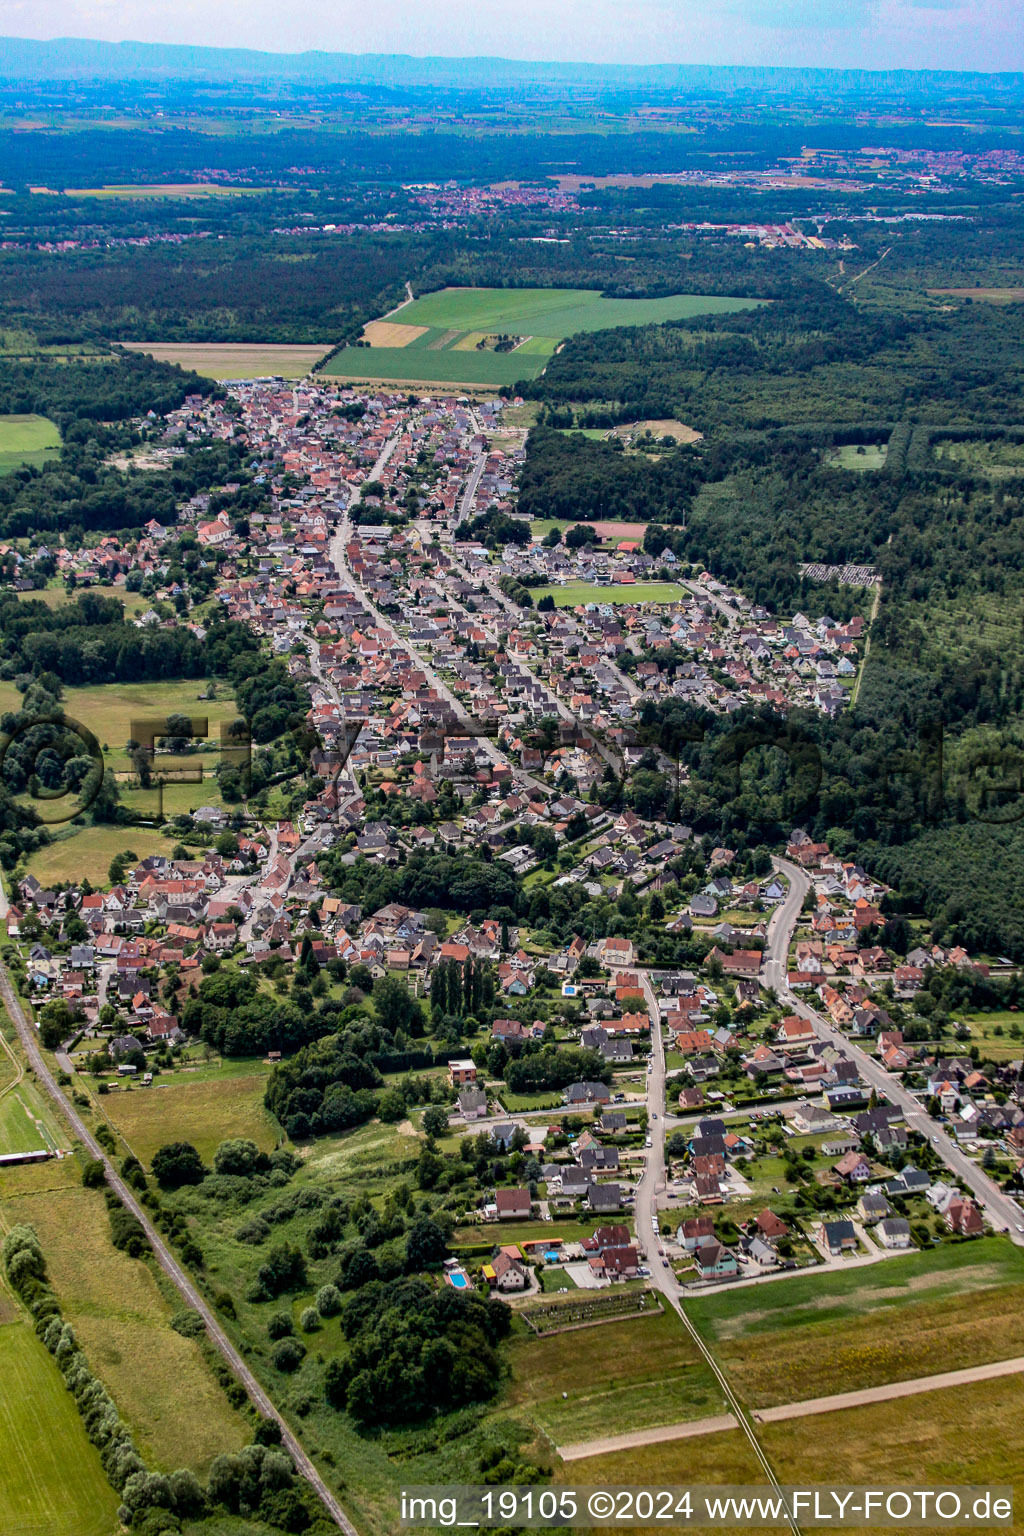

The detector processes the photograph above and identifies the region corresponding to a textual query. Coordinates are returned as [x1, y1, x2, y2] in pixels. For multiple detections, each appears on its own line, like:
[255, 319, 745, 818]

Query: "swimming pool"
[544, 1251, 560, 1262]
[448, 1271, 469, 1288]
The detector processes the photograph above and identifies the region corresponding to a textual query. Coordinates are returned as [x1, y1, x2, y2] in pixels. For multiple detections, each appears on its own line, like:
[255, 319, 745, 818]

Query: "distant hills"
[1, 35, 1023, 96]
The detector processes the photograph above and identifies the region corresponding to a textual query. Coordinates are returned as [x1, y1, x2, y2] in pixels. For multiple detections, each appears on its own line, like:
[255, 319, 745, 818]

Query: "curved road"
[766, 858, 1024, 1245]
[0, 916, 358, 1535]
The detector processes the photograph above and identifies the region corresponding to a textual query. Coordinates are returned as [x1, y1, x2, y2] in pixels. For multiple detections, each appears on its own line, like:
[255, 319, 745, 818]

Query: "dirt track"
[558, 1414, 740, 1462]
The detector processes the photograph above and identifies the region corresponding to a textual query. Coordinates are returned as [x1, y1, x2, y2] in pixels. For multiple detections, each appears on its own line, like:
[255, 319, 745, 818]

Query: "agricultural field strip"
[753, 1354, 1024, 1423]
[0, 1316, 121, 1536]
[0, 948, 361, 1536]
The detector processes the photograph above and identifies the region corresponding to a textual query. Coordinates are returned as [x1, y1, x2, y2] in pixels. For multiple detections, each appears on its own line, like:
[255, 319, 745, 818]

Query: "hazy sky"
[4, 0, 1023, 73]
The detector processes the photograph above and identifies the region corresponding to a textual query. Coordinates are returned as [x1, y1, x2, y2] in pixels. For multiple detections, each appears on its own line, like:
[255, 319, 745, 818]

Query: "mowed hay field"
[96, 1073, 282, 1166]
[762, 1375, 1024, 1526]
[0, 1313, 121, 1536]
[686, 1238, 1024, 1409]
[509, 1307, 727, 1443]
[323, 285, 762, 387]
[554, 1379, 1024, 1535]
[2, 1160, 250, 1476]
[121, 341, 331, 379]
[0, 412, 61, 472]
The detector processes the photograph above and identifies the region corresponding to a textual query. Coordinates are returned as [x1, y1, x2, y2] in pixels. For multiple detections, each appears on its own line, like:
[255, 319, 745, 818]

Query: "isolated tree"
[152, 1141, 205, 1189]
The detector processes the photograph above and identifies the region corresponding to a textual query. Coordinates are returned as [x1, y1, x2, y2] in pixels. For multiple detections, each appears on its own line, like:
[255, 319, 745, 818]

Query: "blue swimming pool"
[449, 1272, 469, 1288]
[544, 1251, 560, 1262]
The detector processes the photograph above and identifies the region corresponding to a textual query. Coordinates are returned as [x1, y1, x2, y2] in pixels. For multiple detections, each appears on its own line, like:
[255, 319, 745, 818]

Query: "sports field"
[322, 286, 762, 387]
[0, 1316, 120, 1536]
[534, 581, 686, 607]
[0, 413, 61, 473]
[530, 518, 652, 542]
[121, 342, 331, 379]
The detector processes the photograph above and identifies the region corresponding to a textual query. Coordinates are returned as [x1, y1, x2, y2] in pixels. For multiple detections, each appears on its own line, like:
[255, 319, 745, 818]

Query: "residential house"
[495, 1187, 532, 1221]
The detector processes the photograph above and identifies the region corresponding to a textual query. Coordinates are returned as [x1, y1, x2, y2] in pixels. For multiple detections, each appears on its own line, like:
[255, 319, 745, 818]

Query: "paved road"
[752, 1353, 1024, 1424]
[455, 450, 486, 524]
[766, 858, 1024, 1245]
[677, 578, 740, 629]
[0, 881, 358, 1535]
[635, 974, 801, 1535]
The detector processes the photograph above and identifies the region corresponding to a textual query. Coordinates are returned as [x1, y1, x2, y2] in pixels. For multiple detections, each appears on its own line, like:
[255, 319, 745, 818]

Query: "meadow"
[762, 1374, 1024, 1520]
[93, 1073, 282, 1166]
[932, 437, 1024, 479]
[14, 675, 241, 873]
[0, 1314, 121, 1536]
[0, 412, 62, 473]
[533, 581, 686, 607]
[16, 582, 152, 617]
[685, 1238, 1024, 1408]
[323, 286, 762, 388]
[1, 1158, 251, 1477]
[827, 442, 888, 471]
[26, 825, 181, 885]
[121, 341, 331, 380]
[508, 1307, 726, 1444]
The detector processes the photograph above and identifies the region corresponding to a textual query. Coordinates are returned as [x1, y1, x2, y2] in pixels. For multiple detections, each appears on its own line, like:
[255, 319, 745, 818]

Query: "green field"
[14, 676, 242, 880]
[0, 1314, 121, 1536]
[0, 1087, 57, 1155]
[509, 1307, 725, 1443]
[323, 286, 762, 387]
[3, 1162, 250, 1476]
[534, 581, 687, 607]
[17, 583, 152, 617]
[0, 413, 61, 473]
[686, 1238, 1024, 1409]
[398, 287, 762, 336]
[827, 443, 888, 471]
[94, 1073, 282, 1166]
[323, 342, 549, 387]
[26, 825, 181, 886]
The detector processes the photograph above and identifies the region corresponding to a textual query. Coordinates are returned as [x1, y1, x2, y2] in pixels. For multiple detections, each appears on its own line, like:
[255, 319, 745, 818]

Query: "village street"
[765, 858, 1024, 1244]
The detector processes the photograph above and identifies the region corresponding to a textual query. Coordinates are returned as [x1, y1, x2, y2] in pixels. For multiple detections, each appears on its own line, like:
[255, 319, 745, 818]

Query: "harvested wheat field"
[360, 321, 428, 347]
